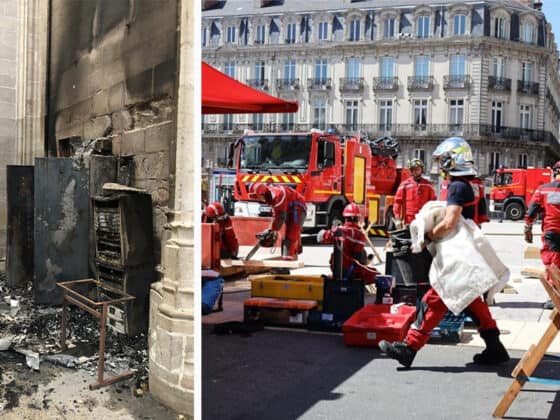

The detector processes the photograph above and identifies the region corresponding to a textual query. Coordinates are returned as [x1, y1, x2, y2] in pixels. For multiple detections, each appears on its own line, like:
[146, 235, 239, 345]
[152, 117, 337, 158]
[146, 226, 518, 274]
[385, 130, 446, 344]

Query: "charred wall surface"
[48, 0, 179, 264]
[0, 1, 19, 258]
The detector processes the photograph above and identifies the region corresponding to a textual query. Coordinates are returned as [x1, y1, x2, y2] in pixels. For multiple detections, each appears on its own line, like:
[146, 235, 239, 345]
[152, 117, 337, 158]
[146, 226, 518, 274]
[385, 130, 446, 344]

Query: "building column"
[16, 0, 48, 163]
[148, 0, 196, 416]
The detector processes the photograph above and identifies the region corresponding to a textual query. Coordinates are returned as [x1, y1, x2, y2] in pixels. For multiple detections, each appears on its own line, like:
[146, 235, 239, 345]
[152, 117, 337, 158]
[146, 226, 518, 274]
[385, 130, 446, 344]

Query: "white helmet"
[432, 137, 477, 176]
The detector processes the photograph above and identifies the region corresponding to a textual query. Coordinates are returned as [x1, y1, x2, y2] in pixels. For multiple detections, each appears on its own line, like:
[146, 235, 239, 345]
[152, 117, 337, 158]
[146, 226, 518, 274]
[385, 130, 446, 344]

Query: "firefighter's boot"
[378, 340, 416, 368]
[473, 329, 510, 365]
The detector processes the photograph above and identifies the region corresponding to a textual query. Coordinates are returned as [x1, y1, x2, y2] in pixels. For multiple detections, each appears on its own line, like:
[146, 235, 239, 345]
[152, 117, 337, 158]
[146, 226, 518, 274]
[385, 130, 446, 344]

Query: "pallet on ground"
[250, 274, 325, 302]
[244, 297, 317, 327]
[342, 304, 416, 347]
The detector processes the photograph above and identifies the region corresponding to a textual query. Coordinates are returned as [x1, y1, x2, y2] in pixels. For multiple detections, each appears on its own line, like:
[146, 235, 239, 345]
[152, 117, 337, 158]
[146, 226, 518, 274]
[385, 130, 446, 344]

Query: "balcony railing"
[517, 80, 539, 95]
[488, 76, 511, 91]
[408, 76, 434, 91]
[246, 78, 268, 90]
[276, 78, 300, 90]
[307, 78, 332, 90]
[339, 77, 365, 92]
[372, 77, 399, 91]
[443, 75, 470, 90]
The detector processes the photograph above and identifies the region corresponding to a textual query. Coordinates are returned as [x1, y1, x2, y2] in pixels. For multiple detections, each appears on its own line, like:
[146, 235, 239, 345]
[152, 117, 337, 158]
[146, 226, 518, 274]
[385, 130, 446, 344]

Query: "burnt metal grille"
[94, 203, 122, 265]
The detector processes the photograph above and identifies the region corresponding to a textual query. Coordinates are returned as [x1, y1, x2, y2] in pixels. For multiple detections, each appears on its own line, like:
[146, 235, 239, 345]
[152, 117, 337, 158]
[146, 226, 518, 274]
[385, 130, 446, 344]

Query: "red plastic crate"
[342, 304, 416, 347]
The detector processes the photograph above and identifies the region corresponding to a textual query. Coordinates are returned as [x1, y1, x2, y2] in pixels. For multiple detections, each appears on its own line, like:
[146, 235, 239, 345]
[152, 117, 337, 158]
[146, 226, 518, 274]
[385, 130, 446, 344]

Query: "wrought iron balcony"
[307, 78, 332, 90]
[276, 78, 300, 90]
[517, 80, 539, 95]
[407, 76, 434, 91]
[372, 77, 399, 91]
[443, 75, 470, 90]
[488, 76, 511, 91]
[246, 78, 268, 91]
[339, 77, 365, 92]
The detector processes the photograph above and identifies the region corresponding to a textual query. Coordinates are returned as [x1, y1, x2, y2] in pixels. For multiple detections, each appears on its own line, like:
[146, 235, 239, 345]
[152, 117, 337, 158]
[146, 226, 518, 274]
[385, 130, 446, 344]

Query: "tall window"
[518, 153, 528, 169]
[224, 62, 236, 78]
[318, 21, 328, 41]
[494, 16, 506, 39]
[312, 100, 327, 130]
[414, 99, 428, 130]
[315, 59, 328, 82]
[346, 58, 360, 79]
[380, 57, 394, 82]
[202, 27, 207, 47]
[284, 60, 296, 81]
[286, 23, 296, 43]
[520, 104, 531, 129]
[345, 100, 359, 131]
[384, 17, 396, 38]
[521, 22, 534, 43]
[415, 56, 430, 77]
[417, 16, 430, 38]
[453, 14, 466, 35]
[282, 113, 295, 131]
[493, 57, 505, 78]
[255, 24, 266, 44]
[349, 19, 361, 41]
[379, 100, 393, 131]
[226, 26, 236, 44]
[414, 149, 426, 163]
[449, 99, 464, 127]
[522, 62, 533, 82]
[252, 114, 264, 131]
[223, 114, 233, 131]
[450, 55, 465, 77]
[254, 61, 265, 82]
[492, 101, 503, 133]
[490, 151, 501, 172]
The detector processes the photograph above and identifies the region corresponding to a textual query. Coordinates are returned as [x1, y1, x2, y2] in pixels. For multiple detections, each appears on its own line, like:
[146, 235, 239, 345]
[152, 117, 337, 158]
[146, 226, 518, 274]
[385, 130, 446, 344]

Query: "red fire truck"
[228, 130, 409, 236]
[489, 167, 552, 220]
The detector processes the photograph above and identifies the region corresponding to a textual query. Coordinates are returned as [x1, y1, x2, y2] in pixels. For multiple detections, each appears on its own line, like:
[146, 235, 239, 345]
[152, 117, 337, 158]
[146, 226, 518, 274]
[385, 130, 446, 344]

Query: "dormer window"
[226, 25, 236, 44]
[318, 21, 328, 41]
[286, 22, 296, 43]
[349, 18, 361, 41]
[255, 24, 266, 44]
[453, 14, 466, 35]
[494, 16, 507, 39]
[417, 15, 430, 38]
[384, 17, 395, 39]
[521, 21, 535, 43]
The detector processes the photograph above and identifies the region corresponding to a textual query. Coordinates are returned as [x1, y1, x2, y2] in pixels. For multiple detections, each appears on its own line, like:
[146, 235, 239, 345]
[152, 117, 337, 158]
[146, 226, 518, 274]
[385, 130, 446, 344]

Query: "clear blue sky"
[544, 1, 560, 44]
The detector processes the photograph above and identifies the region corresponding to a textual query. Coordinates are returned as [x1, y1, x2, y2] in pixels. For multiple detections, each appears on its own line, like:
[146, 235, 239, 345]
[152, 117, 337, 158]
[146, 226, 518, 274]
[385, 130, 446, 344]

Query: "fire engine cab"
[228, 129, 409, 235]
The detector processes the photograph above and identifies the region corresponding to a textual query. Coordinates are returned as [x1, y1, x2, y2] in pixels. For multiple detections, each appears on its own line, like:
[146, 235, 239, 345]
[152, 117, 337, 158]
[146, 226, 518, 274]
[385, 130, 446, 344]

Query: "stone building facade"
[202, 0, 560, 181]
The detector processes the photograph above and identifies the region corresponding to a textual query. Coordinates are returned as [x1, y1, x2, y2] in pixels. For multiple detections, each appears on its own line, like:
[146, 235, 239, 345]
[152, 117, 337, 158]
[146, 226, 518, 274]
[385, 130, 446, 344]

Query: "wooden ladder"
[493, 265, 560, 418]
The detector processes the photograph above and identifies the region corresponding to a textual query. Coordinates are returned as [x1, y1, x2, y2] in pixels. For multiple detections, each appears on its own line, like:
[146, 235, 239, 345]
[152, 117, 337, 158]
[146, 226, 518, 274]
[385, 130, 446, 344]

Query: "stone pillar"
[148, 0, 196, 416]
[16, 0, 48, 163]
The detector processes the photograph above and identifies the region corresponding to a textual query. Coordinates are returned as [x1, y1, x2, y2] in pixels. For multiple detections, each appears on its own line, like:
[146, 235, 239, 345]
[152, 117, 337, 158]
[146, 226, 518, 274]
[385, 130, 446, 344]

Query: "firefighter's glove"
[257, 229, 277, 246]
[333, 228, 343, 238]
[317, 229, 327, 243]
[393, 218, 404, 230]
[524, 224, 533, 244]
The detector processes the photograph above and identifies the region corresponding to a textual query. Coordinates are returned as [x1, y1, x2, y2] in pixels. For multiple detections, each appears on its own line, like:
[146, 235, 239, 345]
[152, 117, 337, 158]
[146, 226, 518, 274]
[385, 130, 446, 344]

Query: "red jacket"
[266, 185, 307, 231]
[526, 181, 560, 233]
[218, 216, 239, 258]
[321, 221, 367, 265]
[440, 177, 490, 226]
[393, 177, 436, 224]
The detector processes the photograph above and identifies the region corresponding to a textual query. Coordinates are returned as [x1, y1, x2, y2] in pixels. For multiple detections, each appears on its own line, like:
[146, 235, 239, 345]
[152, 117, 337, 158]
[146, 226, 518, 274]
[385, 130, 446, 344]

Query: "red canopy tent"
[202, 62, 298, 114]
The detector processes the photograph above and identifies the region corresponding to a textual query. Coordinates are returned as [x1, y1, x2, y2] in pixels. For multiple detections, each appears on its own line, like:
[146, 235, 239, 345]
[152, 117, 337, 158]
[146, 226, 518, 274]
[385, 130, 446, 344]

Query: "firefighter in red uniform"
[248, 183, 307, 260]
[203, 202, 239, 259]
[393, 158, 436, 226]
[524, 161, 560, 310]
[379, 137, 509, 368]
[317, 203, 377, 284]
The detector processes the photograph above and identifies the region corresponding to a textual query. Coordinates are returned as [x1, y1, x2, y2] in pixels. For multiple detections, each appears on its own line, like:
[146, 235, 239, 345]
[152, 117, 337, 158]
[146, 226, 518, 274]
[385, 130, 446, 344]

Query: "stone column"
[148, 0, 196, 416]
[16, 0, 48, 163]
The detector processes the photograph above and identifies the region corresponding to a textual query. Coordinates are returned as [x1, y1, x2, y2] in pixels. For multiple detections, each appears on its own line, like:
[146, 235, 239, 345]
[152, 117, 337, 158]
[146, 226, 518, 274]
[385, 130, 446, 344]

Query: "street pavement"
[202, 221, 560, 419]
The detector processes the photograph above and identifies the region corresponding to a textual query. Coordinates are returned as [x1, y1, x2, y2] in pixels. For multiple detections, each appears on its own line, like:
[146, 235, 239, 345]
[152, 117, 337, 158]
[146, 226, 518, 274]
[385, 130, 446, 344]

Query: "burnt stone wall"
[49, 0, 179, 264]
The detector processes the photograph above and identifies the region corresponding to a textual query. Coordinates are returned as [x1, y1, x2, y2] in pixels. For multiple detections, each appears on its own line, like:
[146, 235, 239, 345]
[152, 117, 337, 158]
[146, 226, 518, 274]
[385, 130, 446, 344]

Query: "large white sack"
[427, 218, 509, 314]
[410, 201, 447, 253]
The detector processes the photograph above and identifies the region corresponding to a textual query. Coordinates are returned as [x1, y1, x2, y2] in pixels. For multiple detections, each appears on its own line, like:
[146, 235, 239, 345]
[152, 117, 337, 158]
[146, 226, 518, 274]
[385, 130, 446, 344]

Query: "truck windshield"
[240, 135, 312, 170]
[494, 172, 512, 186]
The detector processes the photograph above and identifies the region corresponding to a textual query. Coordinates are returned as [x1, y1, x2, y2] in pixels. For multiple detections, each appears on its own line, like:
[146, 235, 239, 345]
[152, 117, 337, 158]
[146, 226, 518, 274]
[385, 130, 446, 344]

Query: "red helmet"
[205, 202, 225, 219]
[248, 182, 270, 202]
[343, 203, 361, 218]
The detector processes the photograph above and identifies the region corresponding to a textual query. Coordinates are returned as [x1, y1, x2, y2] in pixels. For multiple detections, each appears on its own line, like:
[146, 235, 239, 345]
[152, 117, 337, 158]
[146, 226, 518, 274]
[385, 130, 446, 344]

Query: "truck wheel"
[505, 203, 524, 221]
[328, 207, 343, 228]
